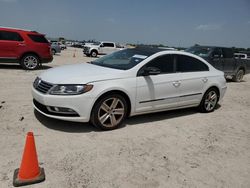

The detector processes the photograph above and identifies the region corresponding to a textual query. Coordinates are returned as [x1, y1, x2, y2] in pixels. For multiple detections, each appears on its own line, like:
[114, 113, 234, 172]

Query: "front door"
[0, 30, 24, 60]
[135, 54, 180, 113]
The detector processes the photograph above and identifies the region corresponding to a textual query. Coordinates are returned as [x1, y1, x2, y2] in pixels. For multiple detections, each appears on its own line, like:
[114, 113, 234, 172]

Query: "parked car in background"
[186, 46, 250, 82]
[0, 27, 53, 70]
[50, 42, 61, 55]
[50, 41, 66, 50]
[58, 42, 66, 50]
[32, 47, 227, 130]
[83, 41, 124, 57]
[71, 42, 84, 48]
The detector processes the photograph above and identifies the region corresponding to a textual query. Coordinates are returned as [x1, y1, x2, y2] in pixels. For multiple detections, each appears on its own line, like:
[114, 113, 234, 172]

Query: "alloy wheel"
[204, 90, 218, 111]
[98, 97, 125, 128]
[23, 56, 38, 69]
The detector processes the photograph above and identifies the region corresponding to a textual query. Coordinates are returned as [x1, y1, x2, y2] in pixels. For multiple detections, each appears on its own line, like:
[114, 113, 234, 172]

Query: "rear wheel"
[20, 54, 40, 70]
[199, 88, 219, 113]
[91, 94, 127, 130]
[232, 69, 244, 82]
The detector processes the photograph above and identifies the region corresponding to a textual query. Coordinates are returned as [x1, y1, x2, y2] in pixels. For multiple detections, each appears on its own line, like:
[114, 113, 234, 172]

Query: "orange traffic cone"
[13, 132, 45, 187]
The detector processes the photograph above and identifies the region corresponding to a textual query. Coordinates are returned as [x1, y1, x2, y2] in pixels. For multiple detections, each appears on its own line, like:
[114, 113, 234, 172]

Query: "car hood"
[39, 63, 127, 84]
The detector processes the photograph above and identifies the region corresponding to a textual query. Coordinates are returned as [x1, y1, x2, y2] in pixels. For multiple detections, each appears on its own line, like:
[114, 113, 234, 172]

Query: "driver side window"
[144, 54, 175, 74]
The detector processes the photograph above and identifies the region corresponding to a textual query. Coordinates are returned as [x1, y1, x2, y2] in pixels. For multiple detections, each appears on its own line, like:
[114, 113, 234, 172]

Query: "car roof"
[0, 26, 43, 35]
[134, 46, 167, 54]
[190, 45, 231, 49]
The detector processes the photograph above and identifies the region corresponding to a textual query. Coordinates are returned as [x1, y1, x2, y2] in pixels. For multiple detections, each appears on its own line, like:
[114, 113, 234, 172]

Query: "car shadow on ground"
[124, 108, 197, 127]
[124, 105, 221, 127]
[34, 105, 221, 132]
[0, 64, 52, 70]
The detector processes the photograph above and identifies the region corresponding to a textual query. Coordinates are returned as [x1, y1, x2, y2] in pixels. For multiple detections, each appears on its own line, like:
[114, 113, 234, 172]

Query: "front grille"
[83, 46, 89, 52]
[34, 78, 54, 94]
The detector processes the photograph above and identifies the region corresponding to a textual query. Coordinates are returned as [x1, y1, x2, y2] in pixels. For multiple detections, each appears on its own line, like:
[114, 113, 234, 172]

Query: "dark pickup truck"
[186, 46, 250, 82]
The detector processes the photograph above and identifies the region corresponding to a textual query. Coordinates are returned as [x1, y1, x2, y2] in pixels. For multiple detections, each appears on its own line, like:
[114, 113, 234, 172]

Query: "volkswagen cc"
[32, 47, 227, 130]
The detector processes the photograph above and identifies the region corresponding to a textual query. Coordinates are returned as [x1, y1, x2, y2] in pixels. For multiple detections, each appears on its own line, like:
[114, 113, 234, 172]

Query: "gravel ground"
[0, 47, 250, 188]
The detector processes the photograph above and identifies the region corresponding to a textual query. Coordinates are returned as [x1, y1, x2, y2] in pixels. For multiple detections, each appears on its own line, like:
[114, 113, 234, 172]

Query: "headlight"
[49, 84, 93, 95]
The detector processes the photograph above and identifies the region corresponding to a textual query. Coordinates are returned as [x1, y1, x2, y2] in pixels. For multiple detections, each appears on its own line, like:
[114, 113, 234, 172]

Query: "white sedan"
[32, 47, 227, 130]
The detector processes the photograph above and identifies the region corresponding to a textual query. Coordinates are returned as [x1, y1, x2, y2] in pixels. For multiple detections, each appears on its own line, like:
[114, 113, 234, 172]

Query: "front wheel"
[199, 88, 219, 113]
[20, 54, 40, 70]
[91, 94, 127, 130]
[232, 69, 244, 82]
[90, 50, 97, 57]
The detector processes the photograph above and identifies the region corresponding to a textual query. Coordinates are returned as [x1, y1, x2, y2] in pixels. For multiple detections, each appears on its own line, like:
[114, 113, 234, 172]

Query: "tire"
[199, 88, 219, 113]
[232, 69, 244, 82]
[91, 94, 127, 130]
[90, 50, 98, 57]
[52, 49, 56, 55]
[20, 54, 40, 70]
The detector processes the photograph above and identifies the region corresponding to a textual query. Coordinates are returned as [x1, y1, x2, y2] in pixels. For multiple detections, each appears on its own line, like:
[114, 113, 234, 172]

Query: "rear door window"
[28, 34, 48, 43]
[176, 55, 209, 72]
[0, 31, 23, 41]
[103, 43, 115, 47]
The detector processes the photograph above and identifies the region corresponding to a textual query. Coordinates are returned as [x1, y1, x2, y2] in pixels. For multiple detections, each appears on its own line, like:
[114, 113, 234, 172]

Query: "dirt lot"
[0, 47, 249, 188]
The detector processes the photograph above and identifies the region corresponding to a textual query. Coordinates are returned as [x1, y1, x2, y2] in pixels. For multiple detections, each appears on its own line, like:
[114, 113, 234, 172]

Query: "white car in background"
[83, 41, 124, 57]
[32, 47, 227, 130]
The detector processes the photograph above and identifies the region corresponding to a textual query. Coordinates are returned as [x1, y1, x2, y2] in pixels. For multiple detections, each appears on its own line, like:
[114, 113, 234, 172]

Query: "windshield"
[93, 42, 101, 45]
[186, 46, 212, 57]
[91, 48, 152, 70]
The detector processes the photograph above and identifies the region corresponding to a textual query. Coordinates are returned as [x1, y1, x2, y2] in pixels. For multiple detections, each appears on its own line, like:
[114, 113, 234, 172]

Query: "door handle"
[202, 78, 208, 83]
[18, 43, 26, 46]
[173, 81, 181, 87]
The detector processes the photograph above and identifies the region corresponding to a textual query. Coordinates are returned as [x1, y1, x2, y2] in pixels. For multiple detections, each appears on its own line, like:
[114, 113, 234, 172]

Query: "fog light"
[47, 106, 77, 115]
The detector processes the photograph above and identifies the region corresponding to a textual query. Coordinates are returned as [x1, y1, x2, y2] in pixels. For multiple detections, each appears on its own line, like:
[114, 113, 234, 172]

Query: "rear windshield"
[185, 46, 212, 57]
[28, 34, 48, 43]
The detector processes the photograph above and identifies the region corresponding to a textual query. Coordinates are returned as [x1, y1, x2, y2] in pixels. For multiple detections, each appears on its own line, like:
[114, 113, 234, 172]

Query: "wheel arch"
[204, 85, 220, 101]
[91, 89, 132, 118]
[237, 66, 246, 74]
[90, 49, 98, 54]
[20, 52, 41, 63]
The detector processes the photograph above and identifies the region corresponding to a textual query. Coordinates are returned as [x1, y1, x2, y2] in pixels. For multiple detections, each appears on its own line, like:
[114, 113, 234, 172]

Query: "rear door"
[175, 54, 209, 106]
[27, 34, 51, 58]
[101, 42, 115, 54]
[0, 30, 24, 60]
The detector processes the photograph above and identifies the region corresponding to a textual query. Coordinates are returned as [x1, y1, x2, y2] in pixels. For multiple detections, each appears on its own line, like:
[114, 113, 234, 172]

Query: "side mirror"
[100, 44, 104, 47]
[142, 67, 161, 76]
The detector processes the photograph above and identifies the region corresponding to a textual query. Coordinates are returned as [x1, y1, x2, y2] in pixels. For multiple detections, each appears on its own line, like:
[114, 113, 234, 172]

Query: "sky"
[0, 0, 250, 48]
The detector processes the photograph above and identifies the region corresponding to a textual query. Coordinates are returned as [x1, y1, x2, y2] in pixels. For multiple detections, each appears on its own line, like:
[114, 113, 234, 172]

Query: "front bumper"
[32, 87, 95, 122]
[83, 47, 90, 54]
